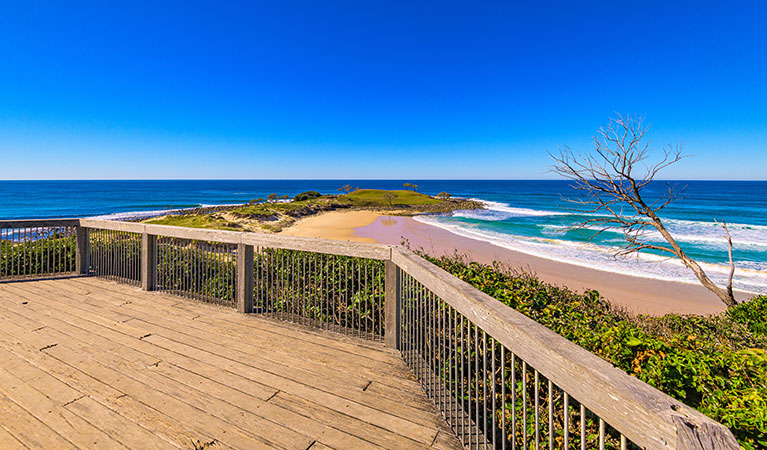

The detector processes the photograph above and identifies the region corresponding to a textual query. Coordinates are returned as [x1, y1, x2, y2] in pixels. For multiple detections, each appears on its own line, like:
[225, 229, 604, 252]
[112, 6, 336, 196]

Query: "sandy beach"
[281, 211, 750, 315]
[280, 210, 380, 242]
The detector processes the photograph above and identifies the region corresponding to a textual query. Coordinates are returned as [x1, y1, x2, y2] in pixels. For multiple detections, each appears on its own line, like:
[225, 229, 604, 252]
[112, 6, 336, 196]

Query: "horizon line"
[1, 178, 767, 182]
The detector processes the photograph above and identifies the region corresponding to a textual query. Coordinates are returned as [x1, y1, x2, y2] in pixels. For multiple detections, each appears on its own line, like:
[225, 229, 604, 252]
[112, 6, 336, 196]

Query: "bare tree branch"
[550, 114, 737, 308]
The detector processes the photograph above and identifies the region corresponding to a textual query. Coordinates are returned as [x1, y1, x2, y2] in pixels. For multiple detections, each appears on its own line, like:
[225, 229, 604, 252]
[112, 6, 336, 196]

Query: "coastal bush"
[0, 232, 77, 277]
[422, 253, 767, 449]
[293, 191, 322, 202]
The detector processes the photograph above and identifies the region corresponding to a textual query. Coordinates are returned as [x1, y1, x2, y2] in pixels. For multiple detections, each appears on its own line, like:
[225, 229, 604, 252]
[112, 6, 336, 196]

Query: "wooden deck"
[0, 277, 460, 450]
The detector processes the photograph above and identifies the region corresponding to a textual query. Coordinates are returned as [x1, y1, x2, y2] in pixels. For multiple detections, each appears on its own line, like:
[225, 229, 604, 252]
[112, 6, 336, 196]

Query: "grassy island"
[143, 189, 483, 233]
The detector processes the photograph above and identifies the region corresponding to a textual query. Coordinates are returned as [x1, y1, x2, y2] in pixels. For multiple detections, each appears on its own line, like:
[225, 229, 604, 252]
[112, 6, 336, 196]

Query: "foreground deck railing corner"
[0, 218, 741, 450]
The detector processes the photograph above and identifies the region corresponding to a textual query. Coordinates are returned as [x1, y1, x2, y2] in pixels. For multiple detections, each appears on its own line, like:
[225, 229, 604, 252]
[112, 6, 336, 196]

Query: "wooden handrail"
[78, 218, 392, 260]
[391, 247, 738, 450]
[0, 218, 81, 228]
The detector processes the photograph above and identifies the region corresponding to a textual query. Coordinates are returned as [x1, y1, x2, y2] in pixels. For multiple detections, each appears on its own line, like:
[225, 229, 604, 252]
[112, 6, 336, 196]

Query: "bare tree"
[338, 184, 357, 193]
[382, 192, 396, 208]
[550, 114, 737, 308]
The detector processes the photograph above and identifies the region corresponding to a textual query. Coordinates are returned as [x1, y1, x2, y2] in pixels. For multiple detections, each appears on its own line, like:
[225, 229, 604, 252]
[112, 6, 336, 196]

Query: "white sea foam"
[471, 199, 767, 248]
[472, 199, 568, 217]
[413, 215, 767, 294]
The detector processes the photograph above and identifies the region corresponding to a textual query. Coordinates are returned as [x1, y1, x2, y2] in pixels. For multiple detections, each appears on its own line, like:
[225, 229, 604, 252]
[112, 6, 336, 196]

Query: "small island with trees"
[143, 187, 482, 233]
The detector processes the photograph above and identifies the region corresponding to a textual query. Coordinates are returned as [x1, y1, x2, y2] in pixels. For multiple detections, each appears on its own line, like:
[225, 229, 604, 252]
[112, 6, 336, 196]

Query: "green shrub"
[293, 191, 322, 202]
[727, 295, 767, 338]
[422, 253, 767, 449]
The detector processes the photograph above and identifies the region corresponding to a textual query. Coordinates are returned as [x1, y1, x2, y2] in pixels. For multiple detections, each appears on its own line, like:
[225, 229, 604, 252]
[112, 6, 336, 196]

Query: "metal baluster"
[475, 323, 479, 450]
[492, 338, 497, 450]
[523, 361, 527, 450]
[580, 404, 586, 450]
[599, 418, 605, 450]
[483, 330, 488, 449]
[502, 347, 507, 450]
[535, 370, 540, 450]
[548, 380, 553, 450]
[564, 392, 569, 449]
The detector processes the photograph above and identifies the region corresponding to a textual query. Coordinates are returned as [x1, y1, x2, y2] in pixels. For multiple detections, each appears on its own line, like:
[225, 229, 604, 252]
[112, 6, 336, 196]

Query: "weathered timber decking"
[0, 277, 460, 450]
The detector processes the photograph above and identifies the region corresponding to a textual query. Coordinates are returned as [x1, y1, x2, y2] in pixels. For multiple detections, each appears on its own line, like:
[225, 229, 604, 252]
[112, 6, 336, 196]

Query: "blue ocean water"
[2, 180, 765, 293]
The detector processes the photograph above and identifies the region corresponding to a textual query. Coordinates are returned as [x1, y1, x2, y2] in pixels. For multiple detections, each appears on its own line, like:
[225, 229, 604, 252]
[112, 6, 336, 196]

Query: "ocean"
[2, 179, 765, 293]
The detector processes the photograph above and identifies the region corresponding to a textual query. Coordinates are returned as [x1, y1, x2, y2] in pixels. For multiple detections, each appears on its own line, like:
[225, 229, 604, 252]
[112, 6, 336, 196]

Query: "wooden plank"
[0, 364, 127, 449]
[147, 362, 382, 450]
[25, 278, 432, 416]
[0, 278, 460, 449]
[1, 282, 438, 450]
[0, 319, 125, 401]
[39, 342, 220, 449]
[0, 346, 83, 405]
[44, 278, 423, 395]
[142, 333, 439, 445]
[0, 424, 27, 450]
[65, 396, 182, 450]
[0, 317, 206, 449]
[117, 311, 438, 425]
[270, 391, 437, 450]
[0, 395, 78, 449]
[66, 276, 402, 363]
[42, 341, 315, 450]
[64, 276, 397, 359]
[43, 344, 278, 450]
[390, 248, 739, 450]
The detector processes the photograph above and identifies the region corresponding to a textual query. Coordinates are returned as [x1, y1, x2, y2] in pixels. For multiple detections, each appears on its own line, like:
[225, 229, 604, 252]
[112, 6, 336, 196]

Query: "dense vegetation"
[0, 232, 76, 277]
[292, 190, 322, 201]
[424, 254, 767, 449]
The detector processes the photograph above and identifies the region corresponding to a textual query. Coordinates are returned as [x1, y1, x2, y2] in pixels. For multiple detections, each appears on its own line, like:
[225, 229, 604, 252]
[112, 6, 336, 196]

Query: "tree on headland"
[266, 193, 277, 203]
[436, 192, 451, 200]
[248, 198, 264, 205]
[338, 184, 358, 193]
[403, 183, 419, 191]
[551, 114, 738, 308]
[382, 192, 396, 208]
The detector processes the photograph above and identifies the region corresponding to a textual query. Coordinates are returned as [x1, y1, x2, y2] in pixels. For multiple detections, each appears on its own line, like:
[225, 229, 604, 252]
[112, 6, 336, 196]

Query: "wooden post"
[384, 259, 401, 349]
[75, 226, 90, 275]
[141, 233, 157, 291]
[236, 243, 254, 314]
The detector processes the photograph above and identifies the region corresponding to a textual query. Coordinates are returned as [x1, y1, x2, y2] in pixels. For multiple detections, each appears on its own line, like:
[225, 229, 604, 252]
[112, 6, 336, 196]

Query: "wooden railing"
[0, 218, 739, 450]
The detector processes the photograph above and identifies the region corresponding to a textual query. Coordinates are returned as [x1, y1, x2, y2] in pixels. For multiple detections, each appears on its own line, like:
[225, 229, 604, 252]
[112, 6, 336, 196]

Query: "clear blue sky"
[1, 1, 765, 180]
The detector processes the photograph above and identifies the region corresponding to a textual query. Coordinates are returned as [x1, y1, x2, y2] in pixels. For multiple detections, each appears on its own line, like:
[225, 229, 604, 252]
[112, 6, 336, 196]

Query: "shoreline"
[281, 210, 752, 315]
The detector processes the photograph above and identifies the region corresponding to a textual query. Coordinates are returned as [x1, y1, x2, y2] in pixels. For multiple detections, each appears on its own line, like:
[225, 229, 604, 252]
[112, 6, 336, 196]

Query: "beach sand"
[281, 211, 749, 315]
[280, 210, 380, 243]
